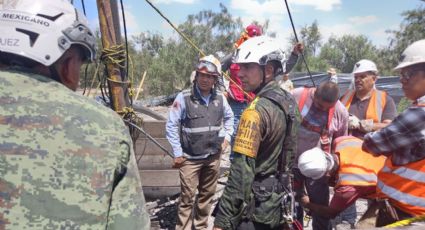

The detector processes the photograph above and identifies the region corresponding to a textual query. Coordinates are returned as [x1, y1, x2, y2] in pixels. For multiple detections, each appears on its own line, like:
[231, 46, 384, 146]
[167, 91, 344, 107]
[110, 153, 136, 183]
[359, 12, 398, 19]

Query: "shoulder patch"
[233, 108, 261, 158]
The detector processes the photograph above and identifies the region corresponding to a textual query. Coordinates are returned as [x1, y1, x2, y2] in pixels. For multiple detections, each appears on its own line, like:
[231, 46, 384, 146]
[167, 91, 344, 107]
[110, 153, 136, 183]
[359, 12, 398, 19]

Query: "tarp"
[289, 72, 403, 104]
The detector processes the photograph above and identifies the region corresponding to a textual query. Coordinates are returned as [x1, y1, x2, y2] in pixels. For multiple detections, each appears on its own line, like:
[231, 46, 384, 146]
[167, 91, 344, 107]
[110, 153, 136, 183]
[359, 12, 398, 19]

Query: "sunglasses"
[196, 61, 219, 75]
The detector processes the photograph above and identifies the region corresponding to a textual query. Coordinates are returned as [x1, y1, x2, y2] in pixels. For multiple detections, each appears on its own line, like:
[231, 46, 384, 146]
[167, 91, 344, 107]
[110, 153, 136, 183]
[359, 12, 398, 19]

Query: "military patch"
[233, 109, 261, 158]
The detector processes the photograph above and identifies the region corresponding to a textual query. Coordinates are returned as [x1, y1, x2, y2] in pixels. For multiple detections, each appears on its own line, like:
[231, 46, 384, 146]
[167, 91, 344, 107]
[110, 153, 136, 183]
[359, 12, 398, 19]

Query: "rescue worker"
[0, 0, 150, 229]
[298, 137, 386, 222]
[292, 81, 349, 230]
[362, 39, 425, 226]
[340, 59, 397, 225]
[213, 36, 300, 230]
[328, 68, 338, 83]
[341, 59, 397, 139]
[165, 55, 234, 230]
[220, 24, 303, 160]
[279, 73, 294, 92]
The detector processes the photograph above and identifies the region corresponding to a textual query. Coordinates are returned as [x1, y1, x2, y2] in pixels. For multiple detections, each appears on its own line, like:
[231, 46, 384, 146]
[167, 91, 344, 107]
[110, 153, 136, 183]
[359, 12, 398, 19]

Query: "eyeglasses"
[400, 69, 423, 81]
[196, 61, 219, 75]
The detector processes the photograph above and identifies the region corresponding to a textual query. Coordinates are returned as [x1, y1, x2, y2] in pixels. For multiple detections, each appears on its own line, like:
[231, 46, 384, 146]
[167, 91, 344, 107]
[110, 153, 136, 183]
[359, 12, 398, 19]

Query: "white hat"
[394, 39, 425, 70]
[0, 0, 96, 66]
[298, 147, 334, 180]
[233, 35, 287, 74]
[352, 59, 378, 74]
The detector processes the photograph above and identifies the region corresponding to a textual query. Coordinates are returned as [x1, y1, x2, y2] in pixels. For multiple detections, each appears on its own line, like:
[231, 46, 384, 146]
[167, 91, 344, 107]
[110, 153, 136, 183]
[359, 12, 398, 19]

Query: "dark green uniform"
[214, 81, 300, 229]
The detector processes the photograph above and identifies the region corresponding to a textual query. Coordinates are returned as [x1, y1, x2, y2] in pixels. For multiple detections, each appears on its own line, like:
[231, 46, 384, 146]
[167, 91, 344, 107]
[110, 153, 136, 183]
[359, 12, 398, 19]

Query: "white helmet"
[298, 147, 334, 180]
[394, 39, 425, 70]
[352, 59, 378, 74]
[0, 0, 96, 66]
[233, 35, 287, 74]
[196, 55, 222, 76]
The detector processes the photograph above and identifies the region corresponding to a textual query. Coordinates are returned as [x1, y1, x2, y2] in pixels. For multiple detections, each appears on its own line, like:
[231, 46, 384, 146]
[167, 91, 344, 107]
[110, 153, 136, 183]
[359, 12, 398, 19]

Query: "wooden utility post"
[96, 0, 129, 114]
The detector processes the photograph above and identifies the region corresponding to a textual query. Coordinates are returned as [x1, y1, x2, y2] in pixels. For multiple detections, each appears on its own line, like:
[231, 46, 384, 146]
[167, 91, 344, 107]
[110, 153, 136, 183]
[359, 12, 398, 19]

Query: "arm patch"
[233, 109, 261, 158]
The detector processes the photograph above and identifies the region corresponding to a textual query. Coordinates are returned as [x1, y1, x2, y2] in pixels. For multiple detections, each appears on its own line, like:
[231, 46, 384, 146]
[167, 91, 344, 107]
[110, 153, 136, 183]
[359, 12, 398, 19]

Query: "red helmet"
[246, 24, 262, 37]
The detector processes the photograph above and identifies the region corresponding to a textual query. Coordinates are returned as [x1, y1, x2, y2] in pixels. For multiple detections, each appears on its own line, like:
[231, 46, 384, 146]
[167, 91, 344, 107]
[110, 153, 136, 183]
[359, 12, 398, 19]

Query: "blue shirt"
[166, 85, 234, 158]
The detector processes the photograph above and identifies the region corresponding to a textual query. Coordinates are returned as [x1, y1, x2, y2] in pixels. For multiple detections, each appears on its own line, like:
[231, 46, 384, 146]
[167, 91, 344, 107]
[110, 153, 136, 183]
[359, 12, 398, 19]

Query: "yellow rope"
[385, 215, 425, 228]
[144, 0, 253, 101]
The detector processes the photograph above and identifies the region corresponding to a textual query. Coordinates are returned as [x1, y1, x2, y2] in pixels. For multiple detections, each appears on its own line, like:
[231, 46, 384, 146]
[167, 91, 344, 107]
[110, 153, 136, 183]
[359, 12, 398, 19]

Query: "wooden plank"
[137, 154, 173, 170]
[139, 120, 167, 138]
[140, 169, 180, 187]
[135, 138, 172, 156]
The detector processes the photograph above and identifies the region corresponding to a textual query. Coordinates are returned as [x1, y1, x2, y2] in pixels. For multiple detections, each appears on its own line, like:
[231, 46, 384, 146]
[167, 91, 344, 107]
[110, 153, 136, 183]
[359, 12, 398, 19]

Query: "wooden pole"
[96, 0, 129, 114]
[134, 71, 147, 101]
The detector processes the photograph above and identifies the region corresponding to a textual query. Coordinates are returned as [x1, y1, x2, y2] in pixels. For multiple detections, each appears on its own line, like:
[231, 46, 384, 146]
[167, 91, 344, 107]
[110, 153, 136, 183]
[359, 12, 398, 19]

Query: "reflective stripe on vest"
[340, 89, 387, 122]
[182, 126, 221, 133]
[377, 157, 425, 216]
[334, 136, 386, 187]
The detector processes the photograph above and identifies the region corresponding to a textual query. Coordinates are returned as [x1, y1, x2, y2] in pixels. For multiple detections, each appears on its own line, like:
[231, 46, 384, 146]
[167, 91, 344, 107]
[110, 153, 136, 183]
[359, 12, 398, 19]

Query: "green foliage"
[82, 2, 425, 98]
[319, 35, 379, 73]
[397, 97, 412, 113]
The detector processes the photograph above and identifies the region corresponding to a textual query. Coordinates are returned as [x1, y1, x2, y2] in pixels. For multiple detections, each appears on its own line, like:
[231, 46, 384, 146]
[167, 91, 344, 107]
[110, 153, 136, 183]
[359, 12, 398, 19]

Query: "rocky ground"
[145, 144, 371, 230]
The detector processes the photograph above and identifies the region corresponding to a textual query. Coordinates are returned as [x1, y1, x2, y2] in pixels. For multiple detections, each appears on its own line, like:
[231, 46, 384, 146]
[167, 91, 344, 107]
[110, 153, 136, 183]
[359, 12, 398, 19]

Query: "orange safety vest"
[377, 154, 425, 216]
[334, 136, 386, 199]
[298, 87, 335, 153]
[340, 89, 387, 123]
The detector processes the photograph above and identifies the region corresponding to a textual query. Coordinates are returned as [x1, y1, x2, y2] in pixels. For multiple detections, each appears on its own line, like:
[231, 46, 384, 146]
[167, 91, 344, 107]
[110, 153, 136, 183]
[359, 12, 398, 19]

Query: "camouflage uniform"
[214, 81, 300, 229]
[0, 69, 150, 229]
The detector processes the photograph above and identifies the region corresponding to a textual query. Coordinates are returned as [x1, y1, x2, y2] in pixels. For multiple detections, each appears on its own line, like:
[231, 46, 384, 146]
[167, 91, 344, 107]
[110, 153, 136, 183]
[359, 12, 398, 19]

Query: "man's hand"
[300, 195, 310, 207]
[221, 139, 229, 152]
[292, 42, 304, 55]
[359, 119, 374, 133]
[172, 156, 186, 168]
[213, 227, 223, 230]
[348, 114, 361, 130]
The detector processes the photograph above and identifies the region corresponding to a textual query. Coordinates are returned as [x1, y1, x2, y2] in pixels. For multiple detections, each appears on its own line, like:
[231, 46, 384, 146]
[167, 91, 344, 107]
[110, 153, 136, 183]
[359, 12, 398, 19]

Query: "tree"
[378, 5, 425, 75]
[320, 35, 379, 73]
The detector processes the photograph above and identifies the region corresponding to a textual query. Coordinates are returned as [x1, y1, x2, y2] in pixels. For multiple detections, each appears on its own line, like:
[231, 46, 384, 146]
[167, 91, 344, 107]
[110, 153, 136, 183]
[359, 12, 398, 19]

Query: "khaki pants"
[176, 153, 221, 230]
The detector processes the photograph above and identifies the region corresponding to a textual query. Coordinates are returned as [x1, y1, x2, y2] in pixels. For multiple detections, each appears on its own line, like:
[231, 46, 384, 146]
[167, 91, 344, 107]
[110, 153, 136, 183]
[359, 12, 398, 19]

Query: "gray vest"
[181, 87, 224, 158]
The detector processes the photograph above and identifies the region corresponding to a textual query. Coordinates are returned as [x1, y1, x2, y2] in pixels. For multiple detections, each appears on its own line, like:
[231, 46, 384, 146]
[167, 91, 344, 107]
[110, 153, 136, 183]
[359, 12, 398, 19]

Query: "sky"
[75, 0, 423, 48]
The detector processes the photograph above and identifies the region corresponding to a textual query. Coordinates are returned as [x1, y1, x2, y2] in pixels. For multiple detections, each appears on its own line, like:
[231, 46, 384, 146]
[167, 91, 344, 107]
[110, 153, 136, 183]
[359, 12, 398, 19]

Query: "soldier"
[213, 36, 300, 230]
[0, 0, 150, 229]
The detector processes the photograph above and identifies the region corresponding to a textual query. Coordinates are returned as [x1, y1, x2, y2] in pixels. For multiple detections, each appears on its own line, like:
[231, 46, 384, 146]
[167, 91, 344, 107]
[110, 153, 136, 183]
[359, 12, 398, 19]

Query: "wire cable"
[284, 0, 316, 87]
[144, 0, 254, 100]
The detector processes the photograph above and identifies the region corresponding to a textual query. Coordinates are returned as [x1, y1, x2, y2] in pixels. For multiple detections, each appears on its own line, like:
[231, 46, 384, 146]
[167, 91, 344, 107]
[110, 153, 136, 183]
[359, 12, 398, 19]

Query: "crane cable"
[144, 0, 254, 101]
[283, 0, 316, 87]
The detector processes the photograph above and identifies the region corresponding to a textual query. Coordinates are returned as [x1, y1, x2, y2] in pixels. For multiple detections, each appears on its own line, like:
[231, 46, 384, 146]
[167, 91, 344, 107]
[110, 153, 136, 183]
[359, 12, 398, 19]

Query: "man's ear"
[56, 48, 81, 91]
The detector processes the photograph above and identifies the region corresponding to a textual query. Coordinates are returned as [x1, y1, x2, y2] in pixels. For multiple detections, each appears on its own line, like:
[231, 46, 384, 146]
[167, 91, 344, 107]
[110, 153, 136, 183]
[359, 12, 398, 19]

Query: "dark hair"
[315, 81, 340, 103]
[409, 63, 425, 71]
[268, 60, 283, 76]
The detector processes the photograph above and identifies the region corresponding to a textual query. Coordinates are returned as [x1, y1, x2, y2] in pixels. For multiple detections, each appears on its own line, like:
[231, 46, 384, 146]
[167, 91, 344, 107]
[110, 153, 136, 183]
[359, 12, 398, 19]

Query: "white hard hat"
[352, 59, 378, 74]
[394, 39, 425, 70]
[197, 55, 222, 76]
[233, 35, 287, 74]
[0, 0, 96, 66]
[298, 147, 334, 180]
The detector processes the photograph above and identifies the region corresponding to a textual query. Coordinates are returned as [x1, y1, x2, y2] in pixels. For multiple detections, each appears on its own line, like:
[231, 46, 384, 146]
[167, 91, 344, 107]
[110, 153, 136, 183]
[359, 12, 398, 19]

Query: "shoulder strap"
[261, 89, 297, 172]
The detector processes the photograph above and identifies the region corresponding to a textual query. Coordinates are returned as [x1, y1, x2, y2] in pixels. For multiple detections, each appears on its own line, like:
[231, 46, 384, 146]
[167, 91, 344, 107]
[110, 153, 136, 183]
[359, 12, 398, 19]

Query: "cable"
[81, 0, 86, 16]
[283, 0, 316, 87]
[125, 120, 174, 158]
[144, 0, 253, 100]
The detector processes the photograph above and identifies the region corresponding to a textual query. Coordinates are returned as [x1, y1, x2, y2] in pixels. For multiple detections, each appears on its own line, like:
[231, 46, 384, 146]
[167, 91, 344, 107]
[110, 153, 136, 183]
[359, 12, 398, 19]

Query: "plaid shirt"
[362, 95, 425, 165]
